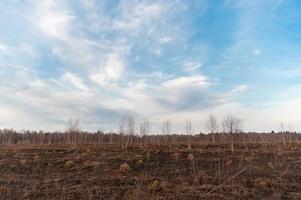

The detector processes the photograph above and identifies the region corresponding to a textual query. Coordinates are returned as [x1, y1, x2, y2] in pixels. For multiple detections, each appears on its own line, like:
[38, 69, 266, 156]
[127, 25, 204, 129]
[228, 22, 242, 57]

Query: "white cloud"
[81, 0, 96, 9]
[183, 61, 203, 71]
[158, 36, 174, 44]
[161, 75, 208, 90]
[63, 73, 89, 92]
[1, 61, 301, 132]
[155, 75, 209, 108]
[104, 53, 124, 81]
[0, 42, 8, 52]
[113, 75, 211, 112]
[35, 0, 74, 40]
[228, 85, 248, 95]
[90, 53, 124, 87]
[114, 0, 168, 33]
[0, 42, 36, 57]
[2, 0, 300, 133]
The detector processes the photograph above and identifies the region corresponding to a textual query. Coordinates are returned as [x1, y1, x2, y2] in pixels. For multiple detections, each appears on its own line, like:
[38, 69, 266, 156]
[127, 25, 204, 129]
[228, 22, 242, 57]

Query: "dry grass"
[0, 143, 300, 199]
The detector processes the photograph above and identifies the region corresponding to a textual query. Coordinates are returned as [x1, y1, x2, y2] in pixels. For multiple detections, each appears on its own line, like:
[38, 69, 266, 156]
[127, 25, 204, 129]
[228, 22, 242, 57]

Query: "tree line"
[0, 114, 299, 152]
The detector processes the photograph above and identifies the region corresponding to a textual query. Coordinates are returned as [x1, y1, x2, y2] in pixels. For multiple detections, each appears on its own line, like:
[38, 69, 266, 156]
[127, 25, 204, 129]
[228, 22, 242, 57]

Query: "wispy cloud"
[34, 0, 75, 40]
[182, 61, 203, 71]
[0, 0, 300, 132]
[90, 53, 125, 87]
[63, 72, 90, 92]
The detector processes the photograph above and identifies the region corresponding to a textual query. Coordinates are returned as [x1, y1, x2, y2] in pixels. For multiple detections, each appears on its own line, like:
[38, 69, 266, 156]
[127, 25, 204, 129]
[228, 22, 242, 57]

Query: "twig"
[206, 168, 247, 194]
[281, 164, 290, 177]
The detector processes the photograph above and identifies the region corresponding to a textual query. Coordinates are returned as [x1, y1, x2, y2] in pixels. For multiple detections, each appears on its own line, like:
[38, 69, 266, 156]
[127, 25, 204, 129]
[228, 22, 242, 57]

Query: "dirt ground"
[0, 143, 300, 199]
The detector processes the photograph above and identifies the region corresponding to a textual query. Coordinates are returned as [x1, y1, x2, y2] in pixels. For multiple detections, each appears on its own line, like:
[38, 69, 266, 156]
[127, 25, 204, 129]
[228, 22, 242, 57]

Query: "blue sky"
[0, 0, 301, 132]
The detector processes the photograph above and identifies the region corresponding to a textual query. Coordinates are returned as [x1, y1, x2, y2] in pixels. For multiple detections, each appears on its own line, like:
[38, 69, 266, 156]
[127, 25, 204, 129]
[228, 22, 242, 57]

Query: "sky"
[0, 0, 301, 133]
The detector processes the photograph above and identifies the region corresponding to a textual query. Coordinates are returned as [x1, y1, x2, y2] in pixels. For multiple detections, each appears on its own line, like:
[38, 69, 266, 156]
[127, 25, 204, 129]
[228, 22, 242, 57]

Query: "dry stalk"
[206, 168, 247, 195]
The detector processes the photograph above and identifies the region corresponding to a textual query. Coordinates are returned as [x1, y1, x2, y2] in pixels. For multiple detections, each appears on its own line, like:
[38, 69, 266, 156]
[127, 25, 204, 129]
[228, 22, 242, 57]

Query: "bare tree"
[119, 116, 126, 135]
[162, 120, 172, 146]
[204, 114, 219, 145]
[222, 114, 243, 153]
[280, 122, 286, 145]
[185, 119, 192, 149]
[126, 115, 135, 148]
[139, 118, 151, 148]
[119, 115, 136, 148]
[66, 118, 81, 133]
[288, 123, 293, 145]
[66, 118, 81, 146]
[162, 120, 171, 135]
[119, 116, 126, 147]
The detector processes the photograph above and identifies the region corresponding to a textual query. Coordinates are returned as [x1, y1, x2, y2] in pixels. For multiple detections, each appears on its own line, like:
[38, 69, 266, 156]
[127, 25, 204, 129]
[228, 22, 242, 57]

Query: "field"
[0, 143, 300, 199]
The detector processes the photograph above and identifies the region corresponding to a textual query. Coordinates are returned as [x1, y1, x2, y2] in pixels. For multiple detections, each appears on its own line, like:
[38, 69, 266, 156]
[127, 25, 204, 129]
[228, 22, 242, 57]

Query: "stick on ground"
[206, 168, 247, 194]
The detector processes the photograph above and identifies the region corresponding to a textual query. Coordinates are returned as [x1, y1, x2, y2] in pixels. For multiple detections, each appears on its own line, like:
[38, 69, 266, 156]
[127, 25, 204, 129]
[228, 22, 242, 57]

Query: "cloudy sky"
[0, 0, 301, 133]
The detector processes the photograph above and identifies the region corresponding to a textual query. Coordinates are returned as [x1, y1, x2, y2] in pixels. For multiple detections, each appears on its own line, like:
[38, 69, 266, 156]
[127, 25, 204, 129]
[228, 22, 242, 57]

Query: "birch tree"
[222, 114, 243, 153]
[204, 114, 219, 145]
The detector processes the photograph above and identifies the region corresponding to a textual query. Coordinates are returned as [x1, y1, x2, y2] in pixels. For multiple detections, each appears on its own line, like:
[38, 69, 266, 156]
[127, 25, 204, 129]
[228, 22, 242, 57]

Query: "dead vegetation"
[0, 142, 300, 199]
[0, 126, 300, 199]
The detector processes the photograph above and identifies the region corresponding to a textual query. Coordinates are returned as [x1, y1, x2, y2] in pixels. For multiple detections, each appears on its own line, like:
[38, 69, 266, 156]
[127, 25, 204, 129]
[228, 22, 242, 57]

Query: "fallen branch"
[206, 168, 247, 194]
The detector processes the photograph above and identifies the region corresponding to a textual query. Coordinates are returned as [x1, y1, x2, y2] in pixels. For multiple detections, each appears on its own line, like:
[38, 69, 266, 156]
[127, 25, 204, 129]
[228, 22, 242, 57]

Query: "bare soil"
[0, 144, 300, 199]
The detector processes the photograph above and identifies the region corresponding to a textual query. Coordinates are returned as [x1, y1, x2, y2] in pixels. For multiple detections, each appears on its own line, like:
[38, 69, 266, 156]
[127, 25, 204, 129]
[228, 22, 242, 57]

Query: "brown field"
[0, 143, 300, 200]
